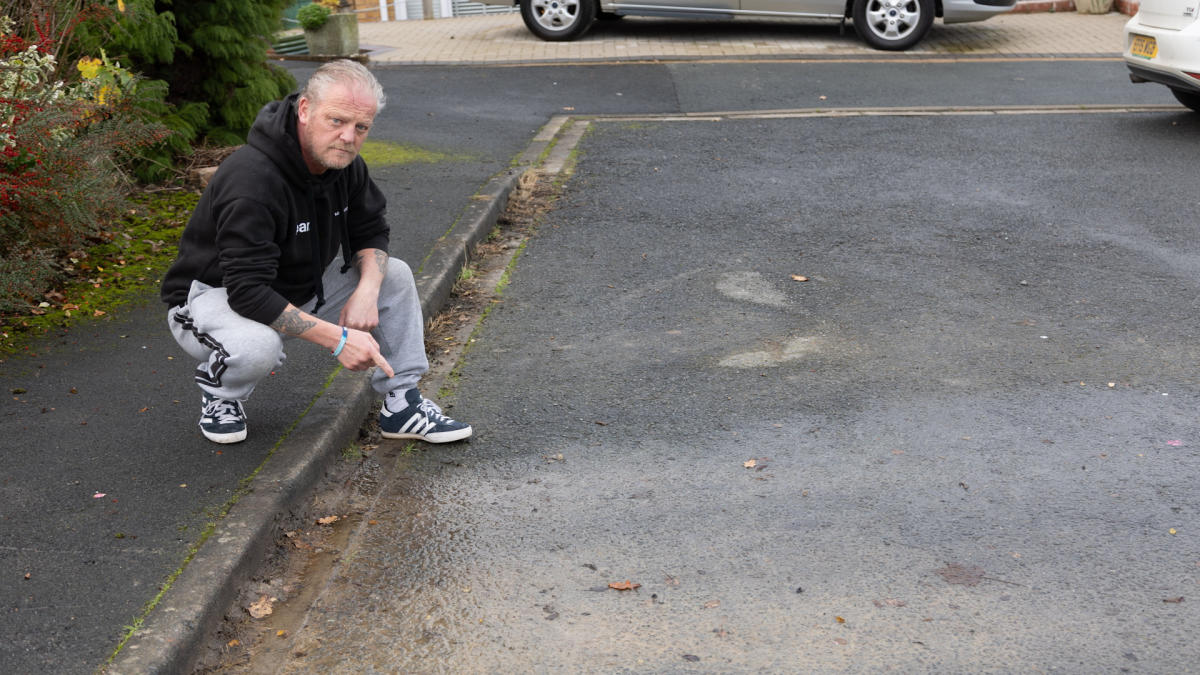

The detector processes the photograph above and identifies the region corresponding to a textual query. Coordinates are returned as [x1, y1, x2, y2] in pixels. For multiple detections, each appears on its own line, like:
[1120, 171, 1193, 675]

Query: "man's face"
[296, 81, 377, 174]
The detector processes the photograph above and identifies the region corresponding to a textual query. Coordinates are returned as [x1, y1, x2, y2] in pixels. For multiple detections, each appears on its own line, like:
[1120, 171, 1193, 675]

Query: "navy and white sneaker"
[379, 388, 472, 443]
[199, 392, 247, 444]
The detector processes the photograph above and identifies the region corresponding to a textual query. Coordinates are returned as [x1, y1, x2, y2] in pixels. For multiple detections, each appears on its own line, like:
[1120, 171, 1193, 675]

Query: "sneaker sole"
[201, 428, 248, 444]
[380, 427, 472, 443]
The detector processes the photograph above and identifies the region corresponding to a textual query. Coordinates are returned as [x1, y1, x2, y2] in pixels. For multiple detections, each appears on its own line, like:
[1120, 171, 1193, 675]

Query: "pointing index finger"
[373, 352, 395, 378]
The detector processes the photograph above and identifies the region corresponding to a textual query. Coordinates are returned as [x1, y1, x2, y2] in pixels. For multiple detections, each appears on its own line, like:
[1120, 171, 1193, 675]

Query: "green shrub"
[297, 3, 331, 31]
[0, 14, 168, 313]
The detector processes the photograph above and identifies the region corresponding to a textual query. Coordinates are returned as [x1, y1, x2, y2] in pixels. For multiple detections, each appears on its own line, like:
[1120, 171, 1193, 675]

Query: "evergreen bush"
[297, 3, 331, 31]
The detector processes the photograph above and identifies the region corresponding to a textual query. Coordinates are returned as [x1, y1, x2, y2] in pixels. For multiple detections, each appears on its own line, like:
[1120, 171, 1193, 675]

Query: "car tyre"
[1171, 88, 1200, 113]
[852, 0, 933, 51]
[520, 0, 596, 41]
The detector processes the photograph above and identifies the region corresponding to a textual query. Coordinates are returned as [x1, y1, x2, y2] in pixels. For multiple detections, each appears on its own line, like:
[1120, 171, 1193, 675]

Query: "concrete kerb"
[105, 369, 375, 675]
[415, 168, 525, 316]
[105, 167, 528, 675]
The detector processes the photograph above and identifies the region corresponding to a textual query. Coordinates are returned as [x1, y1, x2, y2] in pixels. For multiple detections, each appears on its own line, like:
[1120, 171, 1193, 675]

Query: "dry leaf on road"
[609, 580, 641, 591]
[247, 595, 275, 619]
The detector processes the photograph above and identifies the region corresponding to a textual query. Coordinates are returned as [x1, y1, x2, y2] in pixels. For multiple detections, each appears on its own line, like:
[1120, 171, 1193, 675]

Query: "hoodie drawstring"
[308, 189, 327, 316]
[310, 182, 355, 316]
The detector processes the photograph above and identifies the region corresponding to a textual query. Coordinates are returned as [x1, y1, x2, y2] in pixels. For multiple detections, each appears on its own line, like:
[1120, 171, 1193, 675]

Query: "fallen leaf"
[682, 654, 700, 662]
[743, 459, 757, 469]
[609, 580, 640, 591]
[227, 639, 240, 647]
[276, 629, 288, 637]
[23, 573, 30, 580]
[835, 616, 845, 623]
[1163, 597, 1185, 603]
[316, 515, 339, 525]
[247, 595, 275, 619]
[790, 274, 809, 282]
[833, 637, 847, 645]
[703, 600, 720, 609]
[1170, 528, 1177, 535]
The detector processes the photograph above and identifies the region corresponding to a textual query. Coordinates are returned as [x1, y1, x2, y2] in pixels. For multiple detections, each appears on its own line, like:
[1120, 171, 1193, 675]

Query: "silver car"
[480, 0, 1016, 50]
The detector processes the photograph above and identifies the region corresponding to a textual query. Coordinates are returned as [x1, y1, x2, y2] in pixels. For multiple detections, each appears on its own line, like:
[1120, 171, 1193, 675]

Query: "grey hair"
[300, 60, 387, 112]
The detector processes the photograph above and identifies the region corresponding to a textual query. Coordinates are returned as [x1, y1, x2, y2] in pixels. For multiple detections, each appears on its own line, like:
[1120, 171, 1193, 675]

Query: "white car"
[481, 0, 1017, 51]
[1124, 0, 1200, 112]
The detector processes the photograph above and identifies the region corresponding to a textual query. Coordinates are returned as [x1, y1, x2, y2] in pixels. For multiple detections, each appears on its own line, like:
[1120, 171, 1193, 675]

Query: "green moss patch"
[358, 140, 472, 166]
[0, 189, 198, 357]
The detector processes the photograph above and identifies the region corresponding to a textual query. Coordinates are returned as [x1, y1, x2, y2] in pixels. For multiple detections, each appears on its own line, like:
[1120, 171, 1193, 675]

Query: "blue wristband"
[332, 326, 348, 357]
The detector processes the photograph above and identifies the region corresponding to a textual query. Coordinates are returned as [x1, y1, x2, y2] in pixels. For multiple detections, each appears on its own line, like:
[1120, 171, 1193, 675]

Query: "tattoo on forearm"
[271, 307, 316, 336]
[356, 249, 388, 276]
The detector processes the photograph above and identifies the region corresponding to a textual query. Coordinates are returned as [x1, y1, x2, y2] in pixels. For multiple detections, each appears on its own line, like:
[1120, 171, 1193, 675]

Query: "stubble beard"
[319, 146, 357, 171]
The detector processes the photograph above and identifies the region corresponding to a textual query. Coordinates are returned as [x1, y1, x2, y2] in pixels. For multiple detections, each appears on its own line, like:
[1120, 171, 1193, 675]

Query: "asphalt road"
[233, 74, 1200, 672]
[1, 55, 1189, 673]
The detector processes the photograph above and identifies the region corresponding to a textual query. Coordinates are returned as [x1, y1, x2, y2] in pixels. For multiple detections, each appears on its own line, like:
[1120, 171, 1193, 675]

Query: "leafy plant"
[297, 3, 331, 31]
[0, 12, 168, 314]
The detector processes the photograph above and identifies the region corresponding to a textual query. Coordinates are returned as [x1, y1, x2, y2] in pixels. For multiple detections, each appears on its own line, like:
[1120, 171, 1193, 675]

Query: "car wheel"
[520, 0, 596, 41]
[1171, 88, 1200, 113]
[852, 0, 934, 51]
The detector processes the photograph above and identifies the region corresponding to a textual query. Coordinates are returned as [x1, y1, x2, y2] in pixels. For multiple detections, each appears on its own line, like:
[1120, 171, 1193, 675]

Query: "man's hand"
[336, 326, 394, 377]
[339, 286, 380, 332]
[340, 248, 388, 331]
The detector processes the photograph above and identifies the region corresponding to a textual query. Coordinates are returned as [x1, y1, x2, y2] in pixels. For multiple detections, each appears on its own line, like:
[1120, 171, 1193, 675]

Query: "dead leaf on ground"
[609, 580, 640, 591]
[247, 595, 275, 619]
[703, 600, 720, 609]
[1163, 597, 1185, 603]
[743, 459, 757, 469]
[935, 563, 985, 587]
[316, 515, 339, 525]
[790, 274, 809, 282]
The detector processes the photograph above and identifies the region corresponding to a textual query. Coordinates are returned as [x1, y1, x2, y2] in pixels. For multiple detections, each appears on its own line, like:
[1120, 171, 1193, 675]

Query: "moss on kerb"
[358, 140, 473, 166]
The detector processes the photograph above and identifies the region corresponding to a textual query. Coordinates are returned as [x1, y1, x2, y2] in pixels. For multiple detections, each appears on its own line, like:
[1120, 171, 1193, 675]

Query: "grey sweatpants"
[167, 256, 428, 401]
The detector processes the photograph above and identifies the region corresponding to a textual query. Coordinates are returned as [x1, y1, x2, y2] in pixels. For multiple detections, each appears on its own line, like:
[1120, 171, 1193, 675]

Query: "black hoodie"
[161, 93, 389, 325]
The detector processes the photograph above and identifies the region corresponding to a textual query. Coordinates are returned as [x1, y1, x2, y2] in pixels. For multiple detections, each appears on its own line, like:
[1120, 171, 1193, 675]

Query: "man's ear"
[296, 96, 311, 126]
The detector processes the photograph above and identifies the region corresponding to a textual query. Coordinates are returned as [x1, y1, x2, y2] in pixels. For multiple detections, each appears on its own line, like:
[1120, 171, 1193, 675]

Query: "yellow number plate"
[1130, 34, 1158, 59]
